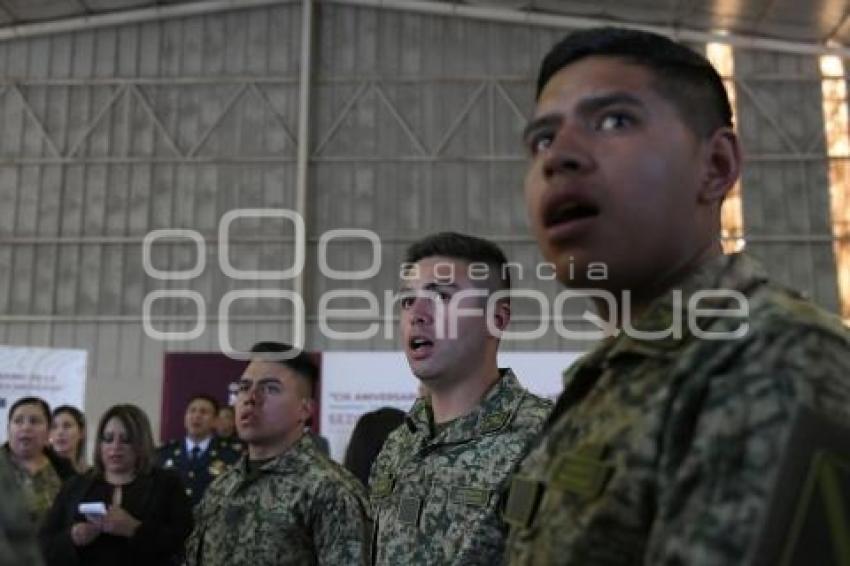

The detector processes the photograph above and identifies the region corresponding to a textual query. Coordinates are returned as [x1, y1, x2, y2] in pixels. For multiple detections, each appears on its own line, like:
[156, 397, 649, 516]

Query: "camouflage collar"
[228, 433, 315, 490]
[405, 369, 526, 445]
[595, 252, 767, 359]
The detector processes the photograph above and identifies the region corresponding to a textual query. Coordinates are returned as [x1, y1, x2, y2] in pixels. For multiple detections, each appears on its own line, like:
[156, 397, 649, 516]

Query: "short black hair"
[249, 341, 318, 397]
[9, 396, 51, 425]
[187, 394, 219, 414]
[537, 27, 732, 138]
[404, 231, 511, 292]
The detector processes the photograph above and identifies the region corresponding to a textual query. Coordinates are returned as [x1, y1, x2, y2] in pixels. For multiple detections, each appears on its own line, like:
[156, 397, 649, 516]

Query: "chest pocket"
[250, 506, 311, 561]
[419, 470, 498, 560]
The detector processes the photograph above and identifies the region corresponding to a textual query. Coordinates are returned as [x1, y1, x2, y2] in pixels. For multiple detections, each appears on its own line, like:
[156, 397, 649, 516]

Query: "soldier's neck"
[429, 361, 500, 424]
[247, 429, 303, 461]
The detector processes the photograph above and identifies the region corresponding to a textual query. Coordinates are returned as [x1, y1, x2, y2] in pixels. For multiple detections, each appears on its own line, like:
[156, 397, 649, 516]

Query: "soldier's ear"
[491, 298, 511, 333]
[301, 397, 316, 422]
[698, 126, 741, 205]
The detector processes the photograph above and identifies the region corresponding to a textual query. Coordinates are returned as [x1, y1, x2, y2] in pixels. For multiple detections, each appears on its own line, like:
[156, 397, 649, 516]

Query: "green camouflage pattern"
[0, 455, 43, 566]
[370, 369, 552, 565]
[185, 432, 370, 566]
[504, 253, 850, 565]
[0, 448, 62, 529]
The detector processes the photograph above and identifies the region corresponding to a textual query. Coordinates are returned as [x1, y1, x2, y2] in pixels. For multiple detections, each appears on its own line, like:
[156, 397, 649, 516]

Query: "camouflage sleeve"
[312, 479, 370, 566]
[0, 458, 44, 566]
[645, 328, 850, 564]
[367, 426, 400, 489]
[183, 484, 211, 566]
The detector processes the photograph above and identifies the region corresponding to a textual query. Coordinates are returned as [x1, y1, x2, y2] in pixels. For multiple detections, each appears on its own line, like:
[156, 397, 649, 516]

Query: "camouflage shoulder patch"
[451, 486, 491, 507]
[548, 445, 613, 501]
[371, 476, 394, 499]
[503, 476, 544, 529]
[479, 410, 510, 434]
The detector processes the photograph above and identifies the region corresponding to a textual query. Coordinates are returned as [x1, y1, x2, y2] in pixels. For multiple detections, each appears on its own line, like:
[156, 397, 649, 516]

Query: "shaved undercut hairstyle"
[537, 26, 733, 139]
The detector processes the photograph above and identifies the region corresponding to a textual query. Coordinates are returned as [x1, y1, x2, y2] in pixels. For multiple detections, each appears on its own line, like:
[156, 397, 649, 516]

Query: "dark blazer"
[155, 436, 240, 506]
[39, 468, 193, 566]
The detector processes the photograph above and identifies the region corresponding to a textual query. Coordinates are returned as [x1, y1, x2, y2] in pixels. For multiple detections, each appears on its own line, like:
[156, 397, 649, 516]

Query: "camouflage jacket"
[370, 369, 552, 565]
[504, 253, 850, 565]
[184, 433, 370, 566]
[0, 455, 43, 566]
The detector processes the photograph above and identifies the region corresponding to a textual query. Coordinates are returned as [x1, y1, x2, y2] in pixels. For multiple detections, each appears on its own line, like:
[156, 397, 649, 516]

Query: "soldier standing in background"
[213, 406, 243, 455]
[369, 232, 552, 565]
[504, 27, 850, 565]
[156, 395, 240, 506]
[185, 342, 369, 566]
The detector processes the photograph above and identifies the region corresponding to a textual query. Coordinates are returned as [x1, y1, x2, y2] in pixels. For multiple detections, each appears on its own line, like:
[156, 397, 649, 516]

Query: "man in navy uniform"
[156, 394, 240, 505]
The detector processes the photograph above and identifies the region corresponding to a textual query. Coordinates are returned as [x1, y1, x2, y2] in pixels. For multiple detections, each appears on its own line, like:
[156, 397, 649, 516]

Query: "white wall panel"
[0, 3, 844, 437]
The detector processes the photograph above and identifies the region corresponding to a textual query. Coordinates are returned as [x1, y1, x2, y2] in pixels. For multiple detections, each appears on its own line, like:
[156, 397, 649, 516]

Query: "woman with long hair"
[50, 405, 88, 473]
[2, 396, 76, 528]
[40, 404, 193, 566]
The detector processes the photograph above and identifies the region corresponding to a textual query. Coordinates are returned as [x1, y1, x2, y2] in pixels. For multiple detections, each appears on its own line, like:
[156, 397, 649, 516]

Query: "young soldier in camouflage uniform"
[185, 342, 369, 566]
[370, 232, 552, 565]
[504, 27, 850, 564]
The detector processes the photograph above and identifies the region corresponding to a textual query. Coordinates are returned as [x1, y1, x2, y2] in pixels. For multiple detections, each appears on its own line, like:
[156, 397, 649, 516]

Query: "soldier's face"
[184, 398, 216, 440]
[524, 56, 716, 295]
[399, 256, 497, 388]
[235, 361, 312, 449]
[216, 408, 235, 437]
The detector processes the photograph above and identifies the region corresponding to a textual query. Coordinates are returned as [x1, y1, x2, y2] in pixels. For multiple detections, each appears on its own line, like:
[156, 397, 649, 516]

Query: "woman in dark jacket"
[40, 404, 193, 566]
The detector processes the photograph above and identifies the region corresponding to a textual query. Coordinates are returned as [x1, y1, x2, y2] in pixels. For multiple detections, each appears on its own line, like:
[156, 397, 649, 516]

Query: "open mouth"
[409, 337, 433, 351]
[544, 201, 600, 228]
[408, 336, 434, 360]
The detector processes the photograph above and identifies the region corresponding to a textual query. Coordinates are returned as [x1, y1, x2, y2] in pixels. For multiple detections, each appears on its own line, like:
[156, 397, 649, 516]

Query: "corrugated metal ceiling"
[0, 0, 847, 47]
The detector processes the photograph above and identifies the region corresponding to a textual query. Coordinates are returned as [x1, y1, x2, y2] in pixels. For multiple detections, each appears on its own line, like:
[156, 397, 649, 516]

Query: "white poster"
[320, 351, 583, 462]
[0, 346, 87, 444]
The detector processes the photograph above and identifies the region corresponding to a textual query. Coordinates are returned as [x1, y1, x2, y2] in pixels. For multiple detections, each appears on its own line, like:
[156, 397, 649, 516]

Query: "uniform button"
[188, 471, 195, 478]
[186, 488, 192, 496]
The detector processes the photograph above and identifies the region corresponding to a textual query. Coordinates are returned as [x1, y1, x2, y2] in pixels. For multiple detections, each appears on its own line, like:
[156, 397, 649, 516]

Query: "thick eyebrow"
[424, 282, 459, 292]
[574, 92, 644, 117]
[396, 282, 460, 294]
[522, 114, 561, 144]
[523, 92, 645, 142]
[238, 376, 281, 386]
